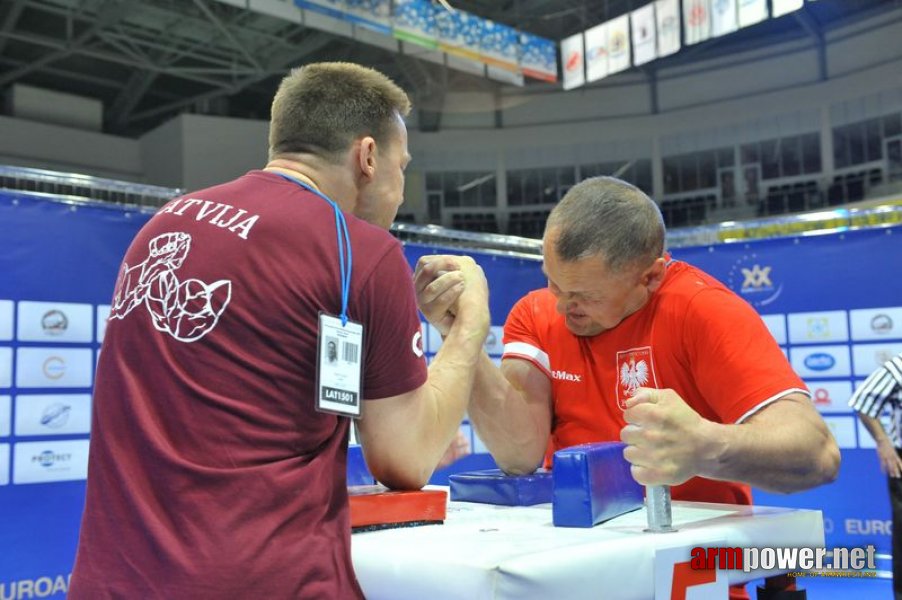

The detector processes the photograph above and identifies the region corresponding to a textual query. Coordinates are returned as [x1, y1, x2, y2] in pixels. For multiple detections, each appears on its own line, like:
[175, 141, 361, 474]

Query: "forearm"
[389, 316, 487, 488]
[468, 354, 549, 475]
[859, 413, 892, 446]
[697, 400, 840, 493]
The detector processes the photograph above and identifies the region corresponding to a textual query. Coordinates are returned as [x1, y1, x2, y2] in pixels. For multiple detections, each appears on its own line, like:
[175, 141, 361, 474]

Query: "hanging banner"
[683, 0, 710, 46]
[436, 9, 483, 62]
[738, 0, 769, 28]
[631, 4, 657, 67]
[392, 0, 438, 48]
[480, 20, 520, 73]
[561, 32, 586, 90]
[295, 0, 345, 20]
[773, 0, 804, 17]
[710, 0, 738, 38]
[584, 23, 608, 83]
[655, 0, 681, 57]
[343, 0, 390, 34]
[519, 32, 558, 82]
[606, 14, 632, 75]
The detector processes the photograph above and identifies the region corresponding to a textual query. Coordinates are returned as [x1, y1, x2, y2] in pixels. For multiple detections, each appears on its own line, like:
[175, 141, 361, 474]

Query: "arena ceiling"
[0, 0, 895, 137]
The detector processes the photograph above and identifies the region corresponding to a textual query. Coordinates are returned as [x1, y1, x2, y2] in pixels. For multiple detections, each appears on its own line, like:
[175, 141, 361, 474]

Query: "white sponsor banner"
[857, 415, 891, 449]
[13, 439, 90, 484]
[0, 444, 8, 485]
[0, 347, 11, 388]
[772, 0, 803, 17]
[96, 305, 111, 343]
[484, 326, 504, 356]
[561, 33, 586, 90]
[823, 415, 857, 449]
[760, 314, 787, 345]
[787, 310, 848, 344]
[655, 0, 681, 57]
[18, 301, 94, 343]
[0, 395, 10, 437]
[790, 345, 851, 378]
[850, 307, 902, 341]
[15, 348, 94, 389]
[631, 4, 657, 66]
[852, 342, 902, 377]
[682, 0, 710, 46]
[584, 23, 609, 83]
[15, 394, 92, 437]
[606, 15, 631, 75]
[710, 0, 738, 37]
[738, 0, 768, 28]
[804, 380, 853, 413]
[0, 300, 12, 341]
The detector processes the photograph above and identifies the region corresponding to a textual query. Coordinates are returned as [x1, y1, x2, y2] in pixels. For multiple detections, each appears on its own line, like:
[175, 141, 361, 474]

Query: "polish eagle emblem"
[620, 357, 649, 396]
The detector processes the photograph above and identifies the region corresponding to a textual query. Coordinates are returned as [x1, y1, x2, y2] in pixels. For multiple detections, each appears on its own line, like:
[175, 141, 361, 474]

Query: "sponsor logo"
[660, 15, 678, 35]
[870, 314, 893, 334]
[616, 347, 658, 409]
[565, 50, 582, 72]
[806, 317, 831, 339]
[39, 403, 71, 429]
[727, 254, 783, 308]
[552, 370, 582, 383]
[41, 356, 66, 380]
[32, 450, 72, 469]
[41, 310, 68, 336]
[586, 43, 607, 61]
[812, 388, 832, 405]
[804, 353, 835, 371]
[688, 2, 707, 26]
[609, 31, 627, 55]
[484, 330, 497, 350]
[875, 350, 895, 366]
[0, 574, 71, 599]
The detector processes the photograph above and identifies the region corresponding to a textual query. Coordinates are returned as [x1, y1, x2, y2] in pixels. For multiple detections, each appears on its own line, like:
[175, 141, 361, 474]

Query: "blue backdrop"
[1, 190, 899, 596]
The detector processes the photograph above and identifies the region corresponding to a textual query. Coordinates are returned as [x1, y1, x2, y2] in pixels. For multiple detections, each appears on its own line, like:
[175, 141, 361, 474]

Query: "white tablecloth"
[352, 497, 824, 600]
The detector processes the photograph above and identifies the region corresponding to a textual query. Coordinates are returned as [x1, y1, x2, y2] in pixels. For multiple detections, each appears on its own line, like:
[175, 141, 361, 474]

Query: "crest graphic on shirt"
[615, 346, 659, 410]
[109, 232, 232, 342]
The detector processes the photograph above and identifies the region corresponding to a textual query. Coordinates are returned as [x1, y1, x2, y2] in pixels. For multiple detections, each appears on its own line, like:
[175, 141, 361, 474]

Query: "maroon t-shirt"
[69, 171, 427, 599]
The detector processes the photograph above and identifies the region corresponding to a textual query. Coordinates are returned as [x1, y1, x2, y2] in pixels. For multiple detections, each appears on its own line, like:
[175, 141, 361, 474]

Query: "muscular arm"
[356, 257, 490, 490]
[467, 355, 553, 475]
[411, 254, 552, 476]
[623, 390, 840, 493]
[858, 412, 902, 478]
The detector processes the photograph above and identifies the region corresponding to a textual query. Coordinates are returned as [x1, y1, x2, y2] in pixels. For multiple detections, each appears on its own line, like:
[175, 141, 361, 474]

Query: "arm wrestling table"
[351, 495, 824, 600]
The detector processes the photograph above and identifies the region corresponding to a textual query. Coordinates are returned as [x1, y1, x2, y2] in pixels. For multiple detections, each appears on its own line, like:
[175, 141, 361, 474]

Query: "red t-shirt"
[70, 171, 427, 599]
[503, 260, 807, 505]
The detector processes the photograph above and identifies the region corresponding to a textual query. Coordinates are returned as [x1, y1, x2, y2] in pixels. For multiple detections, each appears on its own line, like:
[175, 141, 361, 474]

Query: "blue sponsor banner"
[2, 186, 899, 593]
[673, 225, 902, 553]
[0, 190, 151, 596]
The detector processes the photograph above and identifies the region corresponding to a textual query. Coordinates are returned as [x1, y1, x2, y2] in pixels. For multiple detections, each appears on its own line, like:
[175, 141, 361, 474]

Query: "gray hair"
[545, 176, 665, 271]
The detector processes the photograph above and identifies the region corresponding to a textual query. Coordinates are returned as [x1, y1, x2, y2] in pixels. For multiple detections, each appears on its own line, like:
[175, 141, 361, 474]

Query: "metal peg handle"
[645, 485, 676, 533]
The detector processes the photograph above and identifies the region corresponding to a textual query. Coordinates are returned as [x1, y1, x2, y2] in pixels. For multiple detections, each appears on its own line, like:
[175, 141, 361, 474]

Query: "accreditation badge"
[316, 313, 364, 417]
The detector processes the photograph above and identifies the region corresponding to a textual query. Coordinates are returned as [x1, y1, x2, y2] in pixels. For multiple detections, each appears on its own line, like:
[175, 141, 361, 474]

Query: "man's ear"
[643, 257, 667, 292]
[357, 136, 377, 181]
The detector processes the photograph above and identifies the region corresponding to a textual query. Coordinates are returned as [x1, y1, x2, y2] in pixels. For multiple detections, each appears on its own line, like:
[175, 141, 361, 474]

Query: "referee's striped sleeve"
[849, 354, 902, 418]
